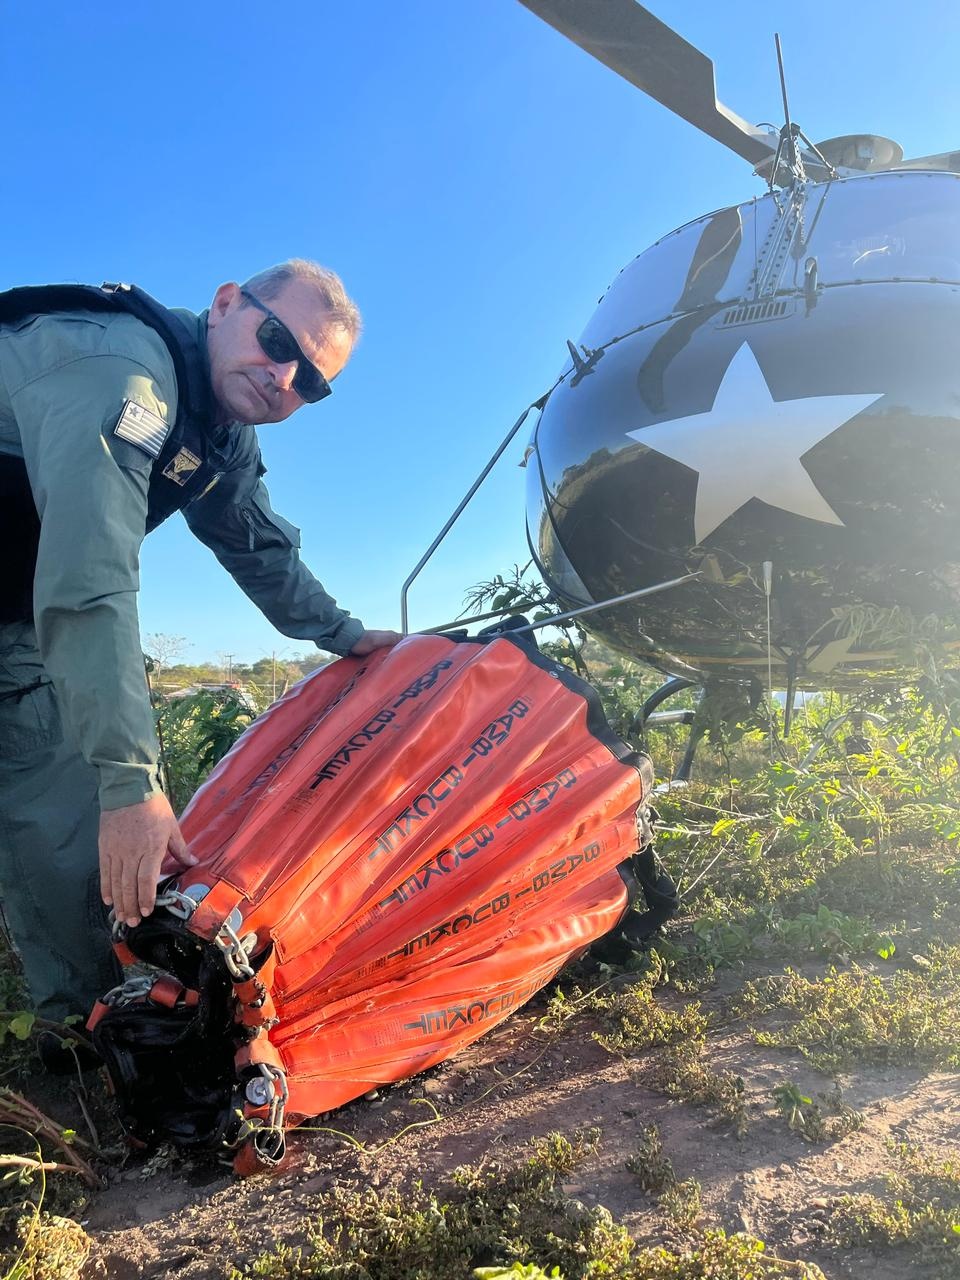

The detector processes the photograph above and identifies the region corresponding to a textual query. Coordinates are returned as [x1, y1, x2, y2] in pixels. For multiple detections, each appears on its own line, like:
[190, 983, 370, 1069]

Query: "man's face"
[206, 279, 354, 424]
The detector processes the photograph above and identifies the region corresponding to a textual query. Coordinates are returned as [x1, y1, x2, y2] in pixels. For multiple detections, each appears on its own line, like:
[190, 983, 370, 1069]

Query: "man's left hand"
[350, 629, 402, 656]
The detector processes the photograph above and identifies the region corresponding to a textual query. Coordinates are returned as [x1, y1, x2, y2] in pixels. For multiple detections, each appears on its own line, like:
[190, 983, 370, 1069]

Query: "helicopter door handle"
[804, 256, 819, 311]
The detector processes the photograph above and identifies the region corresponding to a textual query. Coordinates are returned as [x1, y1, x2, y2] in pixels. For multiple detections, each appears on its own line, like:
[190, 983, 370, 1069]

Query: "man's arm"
[13, 350, 164, 806]
[183, 470, 369, 655]
[5, 316, 196, 923]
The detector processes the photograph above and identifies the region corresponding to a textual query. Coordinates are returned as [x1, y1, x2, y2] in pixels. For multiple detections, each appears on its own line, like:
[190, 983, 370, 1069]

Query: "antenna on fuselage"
[767, 32, 836, 189]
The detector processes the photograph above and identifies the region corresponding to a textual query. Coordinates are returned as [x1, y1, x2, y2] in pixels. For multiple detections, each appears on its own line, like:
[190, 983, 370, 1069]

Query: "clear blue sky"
[5, 0, 958, 663]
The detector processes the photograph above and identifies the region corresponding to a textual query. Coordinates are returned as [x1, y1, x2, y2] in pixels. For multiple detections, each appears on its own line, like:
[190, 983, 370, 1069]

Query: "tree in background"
[143, 632, 187, 682]
[154, 690, 257, 813]
[143, 645, 337, 812]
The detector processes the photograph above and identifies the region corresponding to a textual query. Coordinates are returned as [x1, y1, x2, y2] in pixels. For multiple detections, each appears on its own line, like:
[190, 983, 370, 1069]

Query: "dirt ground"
[50, 958, 957, 1280]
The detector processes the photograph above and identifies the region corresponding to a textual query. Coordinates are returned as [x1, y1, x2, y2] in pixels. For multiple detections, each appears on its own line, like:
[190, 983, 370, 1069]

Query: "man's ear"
[208, 282, 241, 327]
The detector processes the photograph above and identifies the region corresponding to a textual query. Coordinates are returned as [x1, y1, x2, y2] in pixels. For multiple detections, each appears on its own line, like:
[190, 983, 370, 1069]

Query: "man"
[0, 260, 399, 1031]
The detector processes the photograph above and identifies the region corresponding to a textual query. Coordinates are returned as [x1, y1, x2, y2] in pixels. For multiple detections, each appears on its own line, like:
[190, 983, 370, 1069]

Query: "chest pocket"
[242, 486, 301, 552]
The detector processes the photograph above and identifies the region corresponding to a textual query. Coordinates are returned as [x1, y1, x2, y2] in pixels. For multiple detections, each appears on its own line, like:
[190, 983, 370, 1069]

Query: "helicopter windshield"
[801, 172, 960, 287]
[564, 174, 960, 380]
[575, 198, 779, 355]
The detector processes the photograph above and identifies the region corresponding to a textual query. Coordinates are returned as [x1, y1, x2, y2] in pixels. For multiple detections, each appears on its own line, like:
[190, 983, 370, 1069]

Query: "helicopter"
[508, 0, 960, 715]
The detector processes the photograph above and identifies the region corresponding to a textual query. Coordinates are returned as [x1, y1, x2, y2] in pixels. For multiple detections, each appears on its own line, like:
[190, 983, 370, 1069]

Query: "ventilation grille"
[720, 298, 792, 327]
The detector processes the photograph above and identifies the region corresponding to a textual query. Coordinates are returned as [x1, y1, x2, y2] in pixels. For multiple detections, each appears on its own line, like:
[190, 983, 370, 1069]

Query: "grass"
[231, 1141, 822, 1280]
[735, 947, 960, 1072]
[826, 1142, 960, 1276]
[4, 671, 960, 1277]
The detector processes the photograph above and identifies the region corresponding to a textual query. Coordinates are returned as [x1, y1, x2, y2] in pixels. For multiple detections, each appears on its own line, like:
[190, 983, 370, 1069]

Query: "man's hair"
[240, 259, 362, 343]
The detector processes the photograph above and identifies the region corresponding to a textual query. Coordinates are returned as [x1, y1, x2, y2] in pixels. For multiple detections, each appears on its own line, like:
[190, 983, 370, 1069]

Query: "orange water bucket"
[91, 630, 665, 1172]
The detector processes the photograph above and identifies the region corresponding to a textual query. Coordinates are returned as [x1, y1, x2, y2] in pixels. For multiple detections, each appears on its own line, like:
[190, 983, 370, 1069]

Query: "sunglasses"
[239, 288, 332, 404]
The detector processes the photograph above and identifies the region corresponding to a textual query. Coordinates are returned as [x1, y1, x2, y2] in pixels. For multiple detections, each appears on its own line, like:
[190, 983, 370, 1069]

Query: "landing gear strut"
[636, 677, 764, 783]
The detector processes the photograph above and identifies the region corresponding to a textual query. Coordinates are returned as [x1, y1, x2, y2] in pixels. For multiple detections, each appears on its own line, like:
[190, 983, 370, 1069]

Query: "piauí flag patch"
[114, 399, 170, 458]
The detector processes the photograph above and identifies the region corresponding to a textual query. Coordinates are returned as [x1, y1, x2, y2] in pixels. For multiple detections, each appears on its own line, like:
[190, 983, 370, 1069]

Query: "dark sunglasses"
[239, 288, 332, 404]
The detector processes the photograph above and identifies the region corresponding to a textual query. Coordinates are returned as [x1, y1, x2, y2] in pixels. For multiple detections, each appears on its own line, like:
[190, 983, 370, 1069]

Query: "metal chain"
[240, 1063, 288, 1163]
[109, 886, 200, 941]
[215, 920, 256, 980]
[262, 1063, 288, 1132]
[99, 975, 154, 1008]
[154, 888, 202, 921]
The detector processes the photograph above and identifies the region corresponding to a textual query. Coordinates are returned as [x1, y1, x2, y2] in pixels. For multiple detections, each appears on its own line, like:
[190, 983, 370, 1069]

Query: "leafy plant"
[646, 1042, 749, 1138]
[154, 688, 256, 812]
[532, 1129, 601, 1174]
[625, 1125, 675, 1194]
[660, 1179, 703, 1231]
[772, 1083, 826, 1142]
[233, 1144, 822, 1280]
[738, 948, 960, 1071]
[0, 1011, 35, 1045]
[770, 1083, 863, 1144]
[475, 1266, 563, 1280]
[827, 1142, 960, 1273]
[631, 1230, 826, 1279]
[770, 905, 896, 959]
[6, 1210, 92, 1280]
[232, 1143, 634, 1279]
[592, 984, 708, 1056]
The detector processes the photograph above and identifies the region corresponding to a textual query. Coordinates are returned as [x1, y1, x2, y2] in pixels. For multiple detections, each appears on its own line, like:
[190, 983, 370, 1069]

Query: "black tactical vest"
[0, 283, 229, 624]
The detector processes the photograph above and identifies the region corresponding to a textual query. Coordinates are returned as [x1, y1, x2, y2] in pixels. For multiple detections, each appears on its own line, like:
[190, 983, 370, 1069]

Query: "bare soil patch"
[67, 966, 959, 1280]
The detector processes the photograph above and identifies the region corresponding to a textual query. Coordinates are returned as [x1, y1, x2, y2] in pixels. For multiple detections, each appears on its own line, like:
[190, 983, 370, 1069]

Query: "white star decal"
[627, 343, 884, 544]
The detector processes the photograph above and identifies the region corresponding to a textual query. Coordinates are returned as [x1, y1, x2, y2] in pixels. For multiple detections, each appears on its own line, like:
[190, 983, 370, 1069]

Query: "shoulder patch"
[162, 447, 202, 486]
[114, 399, 170, 458]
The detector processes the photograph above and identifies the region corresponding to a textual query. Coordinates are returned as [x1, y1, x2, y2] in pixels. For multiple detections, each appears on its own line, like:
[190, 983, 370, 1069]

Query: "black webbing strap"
[0, 678, 52, 704]
[0, 283, 212, 421]
[619, 841, 680, 943]
[602, 802, 680, 955]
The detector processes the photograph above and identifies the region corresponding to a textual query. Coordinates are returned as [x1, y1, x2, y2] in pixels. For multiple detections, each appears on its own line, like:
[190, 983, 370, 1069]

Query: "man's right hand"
[99, 793, 198, 927]
[349, 629, 402, 656]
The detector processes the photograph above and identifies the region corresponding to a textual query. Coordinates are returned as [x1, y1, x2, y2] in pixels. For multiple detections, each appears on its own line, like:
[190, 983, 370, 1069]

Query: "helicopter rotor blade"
[518, 0, 778, 168]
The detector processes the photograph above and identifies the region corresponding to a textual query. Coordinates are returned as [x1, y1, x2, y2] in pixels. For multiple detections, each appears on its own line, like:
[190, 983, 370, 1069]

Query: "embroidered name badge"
[162, 447, 202, 486]
[114, 399, 170, 458]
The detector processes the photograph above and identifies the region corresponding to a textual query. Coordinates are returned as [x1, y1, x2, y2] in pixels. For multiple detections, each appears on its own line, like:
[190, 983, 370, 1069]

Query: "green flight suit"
[0, 305, 364, 1020]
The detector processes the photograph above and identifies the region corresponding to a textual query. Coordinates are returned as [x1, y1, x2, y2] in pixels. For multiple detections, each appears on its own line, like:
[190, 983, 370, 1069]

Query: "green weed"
[532, 1129, 601, 1174]
[625, 1126, 701, 1230]
[737, 947, 960, 1071]
[233, 1144, 822, 1280]
[232, 1146, 634, 1279]
[646, 1042, 749, 1137]
[154, 687, 255, 811]
[5, 1210, 91, 1280]
[592, 985, 708, 1056]
[771, 1083, 864, 1143]
[659, 1180, 702, 1232]
[625, 1125, 675, 1194]
[826, 1142, 960, 1274]
[475, 1266, 563, 1280]
[630, 1230, 825, 1278]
